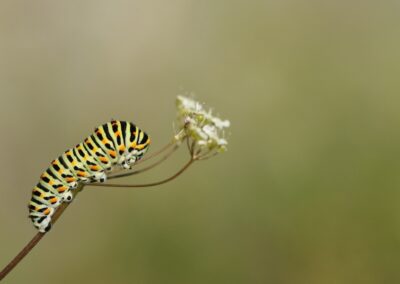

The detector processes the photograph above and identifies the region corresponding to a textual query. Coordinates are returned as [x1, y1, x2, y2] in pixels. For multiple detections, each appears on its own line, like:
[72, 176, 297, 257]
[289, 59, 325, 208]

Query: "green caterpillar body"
[28, 120, 150, 232]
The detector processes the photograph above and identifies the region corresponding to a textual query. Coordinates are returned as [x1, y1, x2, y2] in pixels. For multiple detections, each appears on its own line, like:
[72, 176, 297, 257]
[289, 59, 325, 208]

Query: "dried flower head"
[175, 95, 230, 159]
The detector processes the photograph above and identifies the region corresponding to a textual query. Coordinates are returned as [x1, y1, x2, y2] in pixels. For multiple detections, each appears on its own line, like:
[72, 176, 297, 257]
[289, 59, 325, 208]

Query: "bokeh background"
[1, 1, 400, 283]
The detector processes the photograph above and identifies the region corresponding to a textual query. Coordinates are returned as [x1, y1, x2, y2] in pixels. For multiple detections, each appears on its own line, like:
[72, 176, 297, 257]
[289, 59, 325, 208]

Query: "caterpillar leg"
[63, 178, 78, 190]
[98, 175, 107, 183]
[55, 184, 75, 202]
[121, 160, 131, 170]
[94, 171, 107, 182]
[92, 172, 107, 183]
[63, 190, 74, 202]
[127, 156, 137, 167]
[87, 171, 107, 182]
[118, 152, 135, 169]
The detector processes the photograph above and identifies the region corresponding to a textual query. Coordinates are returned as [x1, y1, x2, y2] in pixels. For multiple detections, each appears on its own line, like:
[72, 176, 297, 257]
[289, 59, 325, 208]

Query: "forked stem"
[137, 140, 176, 164]
[89, 158, 195, 188]
[0, 152, 195, 281]
[0, 141, 187, 282]
[105, 140, 177, 177]
[108, 145, 179, 180]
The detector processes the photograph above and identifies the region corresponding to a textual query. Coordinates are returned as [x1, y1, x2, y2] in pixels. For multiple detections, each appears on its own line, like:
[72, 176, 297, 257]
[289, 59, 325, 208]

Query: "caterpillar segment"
[109, 120, 129, 168]
[31, 186, 63, 207]
[28, 120, 151, 233]
[74, 143, 107, 182]
[49, 159, 78, 189]
[38, 172, 70, 200]
[93, 124, 119, 165]
[121, 122, 139, 169]
[84, 135, 113, 171]
[129, 127, 150, 164]
[123, 123, 140, 166]
[29, 198, 56, 232]
[60, 150, 91, 183]
[70, 147, 98, 182]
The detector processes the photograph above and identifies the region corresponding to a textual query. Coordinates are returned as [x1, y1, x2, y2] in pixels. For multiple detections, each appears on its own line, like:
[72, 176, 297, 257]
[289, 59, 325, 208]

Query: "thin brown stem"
[0, 142, 182, 281]
[0, 140, 188, 281]
[97, 140, 178, 178]
[191, 141, 196, 154]
[107, 145, 179, 180]
[88, 158, 195, 188]
[0, 233, 44, 281]
[196, 151, 219, 161]
[186, 136, 192, 154]
[0, 184, 84, 281]
[137, 140, 176, 164]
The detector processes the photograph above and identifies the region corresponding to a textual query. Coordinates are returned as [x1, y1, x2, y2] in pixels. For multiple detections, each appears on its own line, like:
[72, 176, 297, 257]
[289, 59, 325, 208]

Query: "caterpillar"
[28, 120, 151, 233]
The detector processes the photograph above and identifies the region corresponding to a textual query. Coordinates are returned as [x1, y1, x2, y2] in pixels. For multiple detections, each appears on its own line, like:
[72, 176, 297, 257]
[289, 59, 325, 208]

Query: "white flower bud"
[175, 95, 230, 156]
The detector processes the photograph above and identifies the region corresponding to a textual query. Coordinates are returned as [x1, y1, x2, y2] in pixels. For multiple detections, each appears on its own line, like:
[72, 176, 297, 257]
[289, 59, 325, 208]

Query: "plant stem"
[0, 141, 189, 281]
[0, 233, 44, 281]
[138, 140, 176, 164]
[104, 140, 179, 178]
[88, 158, 195, 188]
[108, 145, 179, 180]
[0, 184, 84, 282]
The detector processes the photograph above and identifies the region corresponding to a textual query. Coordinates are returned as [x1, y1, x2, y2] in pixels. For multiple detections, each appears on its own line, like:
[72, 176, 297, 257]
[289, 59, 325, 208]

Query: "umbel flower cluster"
[175, 95, 230, 159]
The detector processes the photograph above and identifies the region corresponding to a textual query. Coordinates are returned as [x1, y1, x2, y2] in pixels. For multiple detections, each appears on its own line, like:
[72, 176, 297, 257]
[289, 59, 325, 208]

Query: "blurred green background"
[1, 1, 400, 283]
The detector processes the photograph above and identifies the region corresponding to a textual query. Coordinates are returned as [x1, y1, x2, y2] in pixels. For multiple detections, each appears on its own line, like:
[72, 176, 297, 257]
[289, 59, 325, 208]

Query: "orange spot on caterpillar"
[90, 165, 100, 171]
[108, 150, 117, 158]
[58, 187, 67, 193]
[77, 171, 87, 177]
[50, 197, 58, 204]
[99, 156, 108, 162]
[44, 208, 51, 215]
